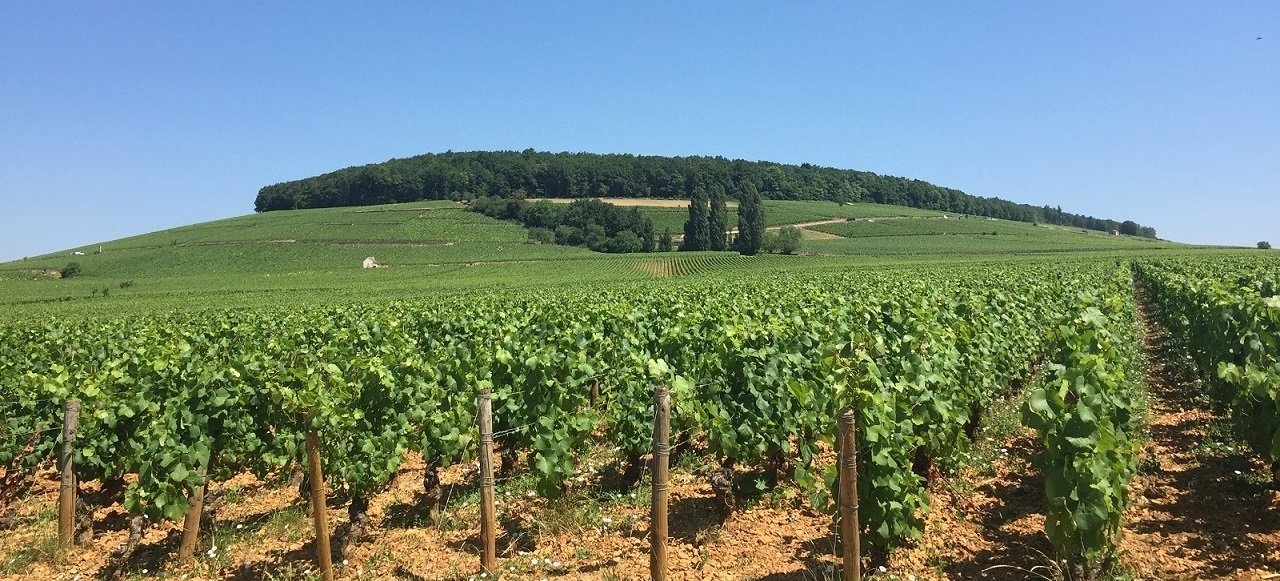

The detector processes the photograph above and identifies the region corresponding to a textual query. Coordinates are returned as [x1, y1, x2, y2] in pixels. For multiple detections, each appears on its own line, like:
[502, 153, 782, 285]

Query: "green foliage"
[253, 149, 1151, 235]
[1022, 274, 1141, 579]
[60, 262, 81, 279]
[1136, 257, 1280, 475]
[528, 227, 555, 244]
[708, 185, 729, 251]
[0, 260, 1130, 550]
[658, 229, 673, 252]
[682, 185, 710, 251]
[776, 226, 802, 255]
[471, 196, 655, 253]
[1260, 241, 1272, 250]
[736, 182, 765, 256]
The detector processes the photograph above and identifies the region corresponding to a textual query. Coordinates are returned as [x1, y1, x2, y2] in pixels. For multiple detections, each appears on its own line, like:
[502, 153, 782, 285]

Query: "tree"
[555, 225, 583, 246]
[708, 185, 728, 250]
[658, 229, 674, 252]
[776, 226, 802, 254]
[761, 230, 779, 254]
[256, 150, 1157, 237]
[736, 182, 765, 255]
[639, 218, 656, 252]
[607, 231, 644, 253]
[1260, 241, 1272, 250]
[584, 224, 608, 251]
[60, 262, 82, 279]
[682, 185, 710, 251]
[528, 228, 555, 244]
[1118, 220, 1139, 236]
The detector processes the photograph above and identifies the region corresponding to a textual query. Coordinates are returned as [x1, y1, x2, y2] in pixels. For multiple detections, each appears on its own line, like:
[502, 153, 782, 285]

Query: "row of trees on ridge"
[254, 150, 1157, 238]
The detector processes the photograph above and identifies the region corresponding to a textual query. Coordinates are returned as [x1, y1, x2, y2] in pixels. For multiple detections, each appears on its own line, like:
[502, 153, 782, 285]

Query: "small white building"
[72, 251, 85, 256]
[362, 257, 378, 269]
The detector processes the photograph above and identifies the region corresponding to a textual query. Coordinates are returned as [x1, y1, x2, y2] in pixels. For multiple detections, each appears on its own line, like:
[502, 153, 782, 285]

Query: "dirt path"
[1119, 283, 1280, 579]
[671, 219, 849, 243]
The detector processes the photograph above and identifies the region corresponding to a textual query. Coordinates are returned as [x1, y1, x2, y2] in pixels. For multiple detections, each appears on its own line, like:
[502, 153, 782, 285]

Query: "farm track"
[671, 218, 850, 243]
[1116, 283, 1280, 579]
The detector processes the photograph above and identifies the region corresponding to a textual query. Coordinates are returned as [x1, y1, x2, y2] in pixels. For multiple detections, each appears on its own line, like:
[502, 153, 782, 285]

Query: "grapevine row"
[0, 260, 1137, 571]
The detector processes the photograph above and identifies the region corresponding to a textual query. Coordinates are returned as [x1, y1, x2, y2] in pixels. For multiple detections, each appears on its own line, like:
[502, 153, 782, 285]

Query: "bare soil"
[867, 282, 1280, 579]
[0, 452, 843, 580]
[1116, 287, 1280, 579]
[4, 286, 1279, 579]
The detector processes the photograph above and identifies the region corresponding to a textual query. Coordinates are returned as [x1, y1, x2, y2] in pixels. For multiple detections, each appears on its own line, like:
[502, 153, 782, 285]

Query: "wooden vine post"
[650, 384, 670, 581]
[305, 421, 335, 581]
[178, 465, 208, 563]
[477, 388, 498, 573]
[58, 399, 80, 548]
[838, 407, 861, 581]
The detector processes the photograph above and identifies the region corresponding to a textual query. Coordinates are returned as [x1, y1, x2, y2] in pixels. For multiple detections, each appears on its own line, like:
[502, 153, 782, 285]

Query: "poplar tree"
[682, 185, 710, 251]
[708, 185, 728, 251]
[736, 182, 765, 256]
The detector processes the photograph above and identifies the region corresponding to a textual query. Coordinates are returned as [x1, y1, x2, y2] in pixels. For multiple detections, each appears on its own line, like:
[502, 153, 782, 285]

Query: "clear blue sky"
[2, 2, 1276, 260]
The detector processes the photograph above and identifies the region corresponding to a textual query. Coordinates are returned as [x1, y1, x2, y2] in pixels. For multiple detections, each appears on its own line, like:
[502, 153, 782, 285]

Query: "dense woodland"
[255, 150, 1157, 238]
[470, 196, 656, 253]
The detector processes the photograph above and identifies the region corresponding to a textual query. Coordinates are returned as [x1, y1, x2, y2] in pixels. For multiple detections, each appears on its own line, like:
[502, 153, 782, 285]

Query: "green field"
[633, 199, 946, 234]
[0, 198, 1203, 319]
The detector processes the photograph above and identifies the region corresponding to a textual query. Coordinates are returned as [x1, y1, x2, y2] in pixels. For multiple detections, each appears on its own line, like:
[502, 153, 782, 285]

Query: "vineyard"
[1134, 257, 1280, 480]
[1, 255, 1278, 579]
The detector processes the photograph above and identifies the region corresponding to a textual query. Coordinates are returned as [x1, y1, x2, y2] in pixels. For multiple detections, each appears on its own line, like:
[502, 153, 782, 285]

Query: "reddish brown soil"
[0, 453, 843, 580]
[4, 289, 1279, 579]
[1116, 293, 1280, 579]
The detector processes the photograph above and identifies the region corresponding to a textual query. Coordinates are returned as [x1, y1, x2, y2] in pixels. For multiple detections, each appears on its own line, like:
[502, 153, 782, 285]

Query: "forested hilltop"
[255, 150, 1157, 237]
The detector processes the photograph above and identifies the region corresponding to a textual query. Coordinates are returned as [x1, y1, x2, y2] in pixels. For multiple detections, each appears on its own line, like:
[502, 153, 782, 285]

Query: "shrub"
[607, 231, 644, 253]
[528, 228, 555, 244]
[60, 262, 81, 279]
[760, 231, 780, 254]
[776, 226, 802, 255]
[555, 225, 583, 246]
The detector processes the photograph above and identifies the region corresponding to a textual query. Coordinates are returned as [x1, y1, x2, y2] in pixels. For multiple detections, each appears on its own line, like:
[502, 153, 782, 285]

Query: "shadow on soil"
[1131, 334, 1280, 576]
[941, 436, 1058, 580]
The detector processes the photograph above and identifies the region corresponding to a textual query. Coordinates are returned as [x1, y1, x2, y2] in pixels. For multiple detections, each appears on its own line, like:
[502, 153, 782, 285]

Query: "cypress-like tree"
[682, 185, 710, 251]
[659, 229, 674, 251]
[708, 184, 728, 251]
[640, 217, 656, 252]
[737, 182, 765, 255]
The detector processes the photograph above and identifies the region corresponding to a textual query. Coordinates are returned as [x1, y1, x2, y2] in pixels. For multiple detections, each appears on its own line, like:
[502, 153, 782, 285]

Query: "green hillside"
[0, 199, 1187, 319]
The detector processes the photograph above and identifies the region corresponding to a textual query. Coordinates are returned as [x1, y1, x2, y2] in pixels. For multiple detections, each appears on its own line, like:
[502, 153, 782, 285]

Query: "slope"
[0, 199, 1185, 319]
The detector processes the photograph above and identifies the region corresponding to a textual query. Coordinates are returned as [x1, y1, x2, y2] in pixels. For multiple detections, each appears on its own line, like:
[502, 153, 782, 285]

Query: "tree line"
[254, 149, 1157, 238]
[470, 196, 657, 253]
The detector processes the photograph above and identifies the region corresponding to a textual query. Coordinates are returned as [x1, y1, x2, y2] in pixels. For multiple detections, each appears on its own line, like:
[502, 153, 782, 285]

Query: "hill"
[0, 198, 1184, 319]
[253, 150, 1158, 238]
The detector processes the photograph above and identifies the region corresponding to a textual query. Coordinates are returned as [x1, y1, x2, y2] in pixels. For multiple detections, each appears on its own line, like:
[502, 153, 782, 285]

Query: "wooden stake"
[650, 384, 670, 581]
[477, 388, 497, 573]
[58, 399, 80, 548]
[178, 465, 208, 563]
[838, 407, 860, 581]
[305, 426, 335, 581]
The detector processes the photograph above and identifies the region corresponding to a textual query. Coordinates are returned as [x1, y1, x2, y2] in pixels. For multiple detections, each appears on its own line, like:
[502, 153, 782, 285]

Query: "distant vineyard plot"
[0, 199, 1190, 319]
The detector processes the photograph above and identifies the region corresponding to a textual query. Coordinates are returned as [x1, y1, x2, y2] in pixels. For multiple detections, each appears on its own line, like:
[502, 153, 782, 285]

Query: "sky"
[1, 1, 1276, 260]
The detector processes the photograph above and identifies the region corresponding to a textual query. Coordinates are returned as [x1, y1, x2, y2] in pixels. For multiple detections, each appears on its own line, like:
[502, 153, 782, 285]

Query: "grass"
[261, 563, 325, 580]
[633, 199, 945, 234]
[262, 506, 310, 542]
[0, 531, 61, 574]
[0, 197, 1238, 323]
[962, 391, 1032, 479]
